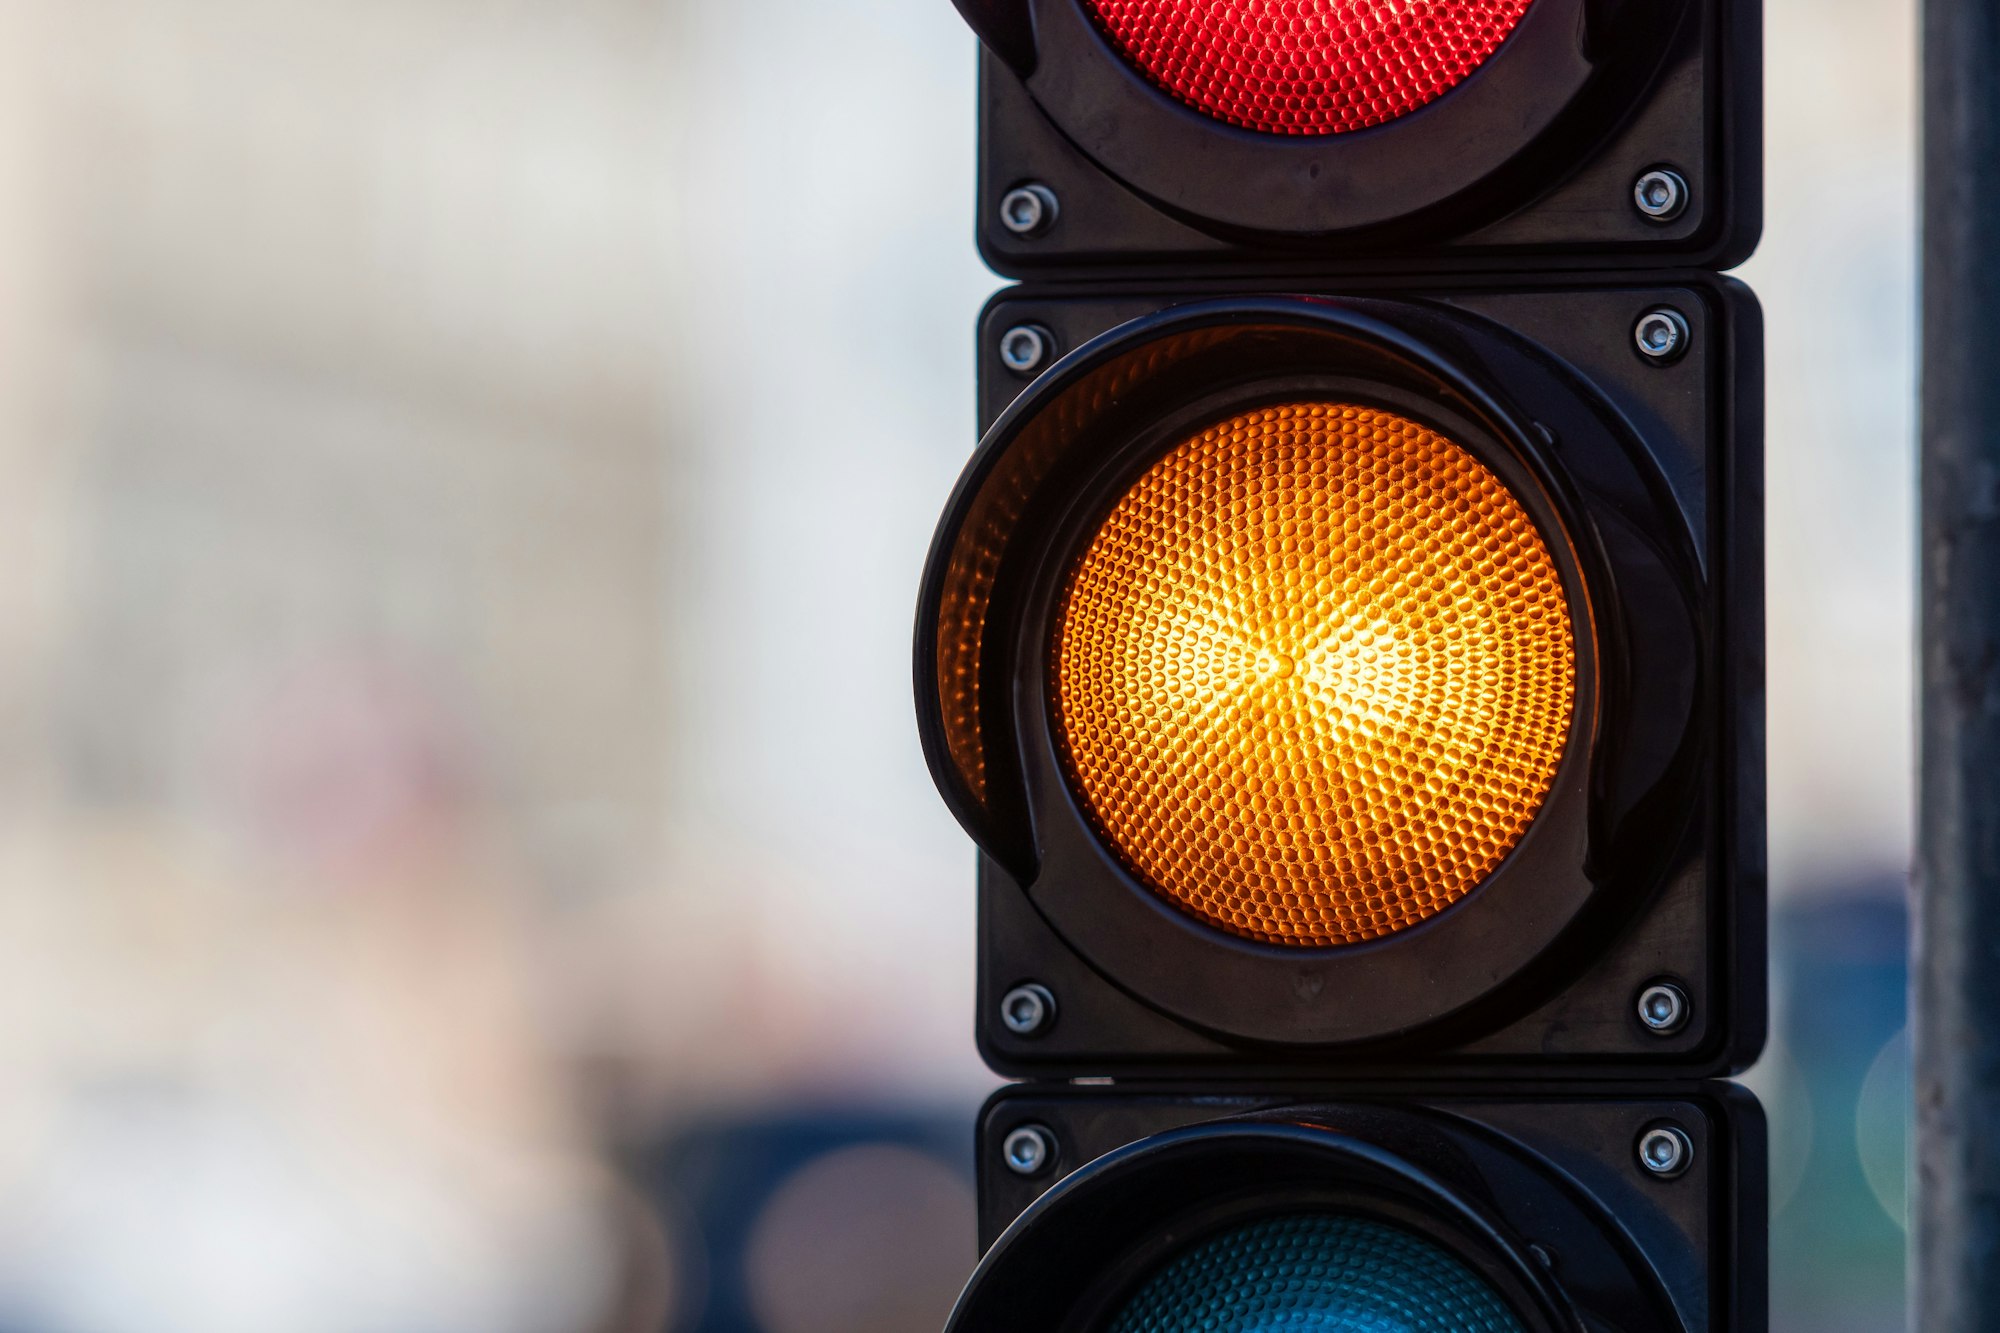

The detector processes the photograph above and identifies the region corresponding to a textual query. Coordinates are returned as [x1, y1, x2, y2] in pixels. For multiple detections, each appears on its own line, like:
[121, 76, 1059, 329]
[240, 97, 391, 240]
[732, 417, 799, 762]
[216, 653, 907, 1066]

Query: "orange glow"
[1053, 403, 1575, 947]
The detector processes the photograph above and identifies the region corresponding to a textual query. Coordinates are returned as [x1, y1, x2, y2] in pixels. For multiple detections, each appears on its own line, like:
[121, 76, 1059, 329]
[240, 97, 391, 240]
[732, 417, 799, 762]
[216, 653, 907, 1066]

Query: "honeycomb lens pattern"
[935, 327, 1240, 809]
[1054, 403, 1574, 947]
[1106, 1213, 1527, 1333]
[1084, 0, 1536, 135]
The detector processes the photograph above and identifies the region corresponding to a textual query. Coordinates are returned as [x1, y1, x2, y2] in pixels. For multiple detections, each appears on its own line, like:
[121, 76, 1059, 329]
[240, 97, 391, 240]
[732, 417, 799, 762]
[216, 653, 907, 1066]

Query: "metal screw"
[1636, 981, 1691, 1036]
[999, 325, 1052, 377]
[999, 982, 1057, 1036]
[999, 183, 1059, 237]
[1637, 1124, 1694, 1179]
[1002, 1124, 1057, 1177]
[1633, 168, 1689, 222]
[1634, 307, 1691, 364]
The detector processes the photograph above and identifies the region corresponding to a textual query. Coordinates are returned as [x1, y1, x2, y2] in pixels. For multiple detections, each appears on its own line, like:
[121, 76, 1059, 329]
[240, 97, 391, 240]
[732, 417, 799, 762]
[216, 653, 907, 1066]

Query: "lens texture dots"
[1106, 1213, 1527, 1333]
[1053, 403, 1575, 948]
[1085, 0, 1537, 135]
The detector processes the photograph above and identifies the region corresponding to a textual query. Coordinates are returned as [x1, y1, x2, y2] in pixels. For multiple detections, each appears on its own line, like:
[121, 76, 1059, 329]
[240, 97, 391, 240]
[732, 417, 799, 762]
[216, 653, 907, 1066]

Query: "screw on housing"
[1634, 307, 1691, 364]
[1637, 981, 1691, 1036]
[1002, 1124, 1057, 1177]
[1637, 1124, 1694, 1179]
[999, 325, 1052, 377]
[1000, 983, 1057, 1036]
[1633, 168, 1689, 222]
[999, 183, 1060, 237]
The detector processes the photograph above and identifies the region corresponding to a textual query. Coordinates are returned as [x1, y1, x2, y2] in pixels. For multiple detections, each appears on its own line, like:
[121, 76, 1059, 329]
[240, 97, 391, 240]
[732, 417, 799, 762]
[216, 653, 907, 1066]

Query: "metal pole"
[1919, 0, 2000, 1326]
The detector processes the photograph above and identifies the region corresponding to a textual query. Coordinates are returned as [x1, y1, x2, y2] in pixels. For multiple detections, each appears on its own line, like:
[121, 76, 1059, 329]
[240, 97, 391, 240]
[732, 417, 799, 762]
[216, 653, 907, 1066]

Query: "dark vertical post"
[1920, 1, 2000, 1327]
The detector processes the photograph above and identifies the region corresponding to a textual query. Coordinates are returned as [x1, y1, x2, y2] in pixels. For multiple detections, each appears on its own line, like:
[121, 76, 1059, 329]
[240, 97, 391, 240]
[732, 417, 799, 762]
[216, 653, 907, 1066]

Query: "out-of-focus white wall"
[633, 0, 996, 1106]
[0, 0, 1000, 1326]
[1743, 0, 1915, 902]
[0, 1, 683, 1329]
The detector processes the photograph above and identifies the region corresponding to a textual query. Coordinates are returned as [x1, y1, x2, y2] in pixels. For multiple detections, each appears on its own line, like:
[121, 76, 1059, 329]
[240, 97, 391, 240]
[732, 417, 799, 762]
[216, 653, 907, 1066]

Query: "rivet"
[1633, 167, 1689, 223]
[999, 183, 1059, 237]
[1638, 1124, 1694, 1179]
[999, 983, 1058, 1037]
[1634, 307, 1691, 364]
[1002, 1124, 1057, 1177]
[1637, 981, 1691, 1036]
[999, 324, 1052, 376]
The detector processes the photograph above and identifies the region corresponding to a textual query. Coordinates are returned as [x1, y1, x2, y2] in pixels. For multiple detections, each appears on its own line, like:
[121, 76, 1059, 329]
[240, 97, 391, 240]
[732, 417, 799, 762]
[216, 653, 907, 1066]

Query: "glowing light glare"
[1084, 0, 1538, 136]
[1053, 403, 1575, 948]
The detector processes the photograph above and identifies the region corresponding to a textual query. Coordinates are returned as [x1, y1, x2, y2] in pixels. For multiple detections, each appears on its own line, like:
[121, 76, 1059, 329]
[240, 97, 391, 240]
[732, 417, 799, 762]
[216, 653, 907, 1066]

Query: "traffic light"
[955, 1085, 1765, 1330]
[924, 283, 1763, 1078]
[918, 1, 1765, 1328]
[955, 0, 1761, 273]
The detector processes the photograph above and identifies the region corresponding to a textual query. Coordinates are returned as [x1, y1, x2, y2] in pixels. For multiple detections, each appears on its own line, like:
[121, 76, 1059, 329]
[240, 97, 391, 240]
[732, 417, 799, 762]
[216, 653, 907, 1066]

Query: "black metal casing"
[956, 1084, 1767, 1333]
[920, 277, 1764, 1080]
[964, 0, 1762, 275]
[926, 3, 1768, 1326]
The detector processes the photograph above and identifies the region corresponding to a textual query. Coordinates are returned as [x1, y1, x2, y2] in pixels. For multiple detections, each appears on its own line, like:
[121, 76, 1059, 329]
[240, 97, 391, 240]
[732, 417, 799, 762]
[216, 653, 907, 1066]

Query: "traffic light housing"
[919, 0, 1765, 1326]
[955, 1084, 1766, 1332]
[959, 0, 1762, 273]
[922, 280, 1763, 1077]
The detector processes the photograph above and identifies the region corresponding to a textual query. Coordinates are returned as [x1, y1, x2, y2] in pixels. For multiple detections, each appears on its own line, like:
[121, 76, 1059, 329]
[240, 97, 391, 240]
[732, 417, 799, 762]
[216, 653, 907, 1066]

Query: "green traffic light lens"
[1105, 1213, 1526, 1333]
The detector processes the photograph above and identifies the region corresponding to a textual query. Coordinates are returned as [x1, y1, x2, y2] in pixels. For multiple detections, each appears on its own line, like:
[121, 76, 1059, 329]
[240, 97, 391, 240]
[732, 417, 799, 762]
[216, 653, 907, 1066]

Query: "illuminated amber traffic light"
[920, 293, 1757, 1063]
[1085, 0, 1538, 135]
[931, 0, 1765, 1322]
[1053, 402, 1575, 947]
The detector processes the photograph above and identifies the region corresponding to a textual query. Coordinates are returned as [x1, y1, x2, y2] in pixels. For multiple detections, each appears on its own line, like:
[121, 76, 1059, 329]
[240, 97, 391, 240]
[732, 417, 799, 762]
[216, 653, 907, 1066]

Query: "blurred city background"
[0, 1, 1910, 1330]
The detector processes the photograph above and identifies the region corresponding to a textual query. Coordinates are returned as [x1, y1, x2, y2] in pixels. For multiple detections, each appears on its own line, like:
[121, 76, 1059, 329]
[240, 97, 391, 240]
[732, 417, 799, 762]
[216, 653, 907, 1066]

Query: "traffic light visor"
[1054, 403, 1575, 947]
[1106, 1212, 1527, 1333]
[1085, 0, 1538, 135]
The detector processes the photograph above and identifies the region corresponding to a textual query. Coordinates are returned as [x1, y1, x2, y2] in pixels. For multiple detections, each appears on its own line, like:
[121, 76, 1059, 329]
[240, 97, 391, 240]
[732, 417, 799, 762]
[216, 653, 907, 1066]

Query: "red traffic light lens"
[1084, 0, 1537, 136]
[1053, 403, 1575, 948]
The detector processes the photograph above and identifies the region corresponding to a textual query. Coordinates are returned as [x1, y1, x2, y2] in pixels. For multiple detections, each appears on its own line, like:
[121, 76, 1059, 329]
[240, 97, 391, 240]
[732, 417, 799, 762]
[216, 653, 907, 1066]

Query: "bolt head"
[1634, 307, 1690, 364]
[1637, 981, 1691, 1036]
[1638, 1124, 1694, 1179]
[999, 183, 1058, 238]
[999, 325, 1051, 376]
[1002, 1124, 1056, 1177]
[1633, 168, 1689, 222]
[999, 983, 1057, 1037]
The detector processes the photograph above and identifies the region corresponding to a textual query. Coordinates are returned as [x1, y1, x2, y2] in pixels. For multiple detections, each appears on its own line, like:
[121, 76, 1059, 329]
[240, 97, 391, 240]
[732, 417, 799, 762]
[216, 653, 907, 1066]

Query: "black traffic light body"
[920, 0, 1766, 1327]
[927, 277, 1764, 1079]
[959, 1084, 1766, 1333]
[962, 0, 1761, 274]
